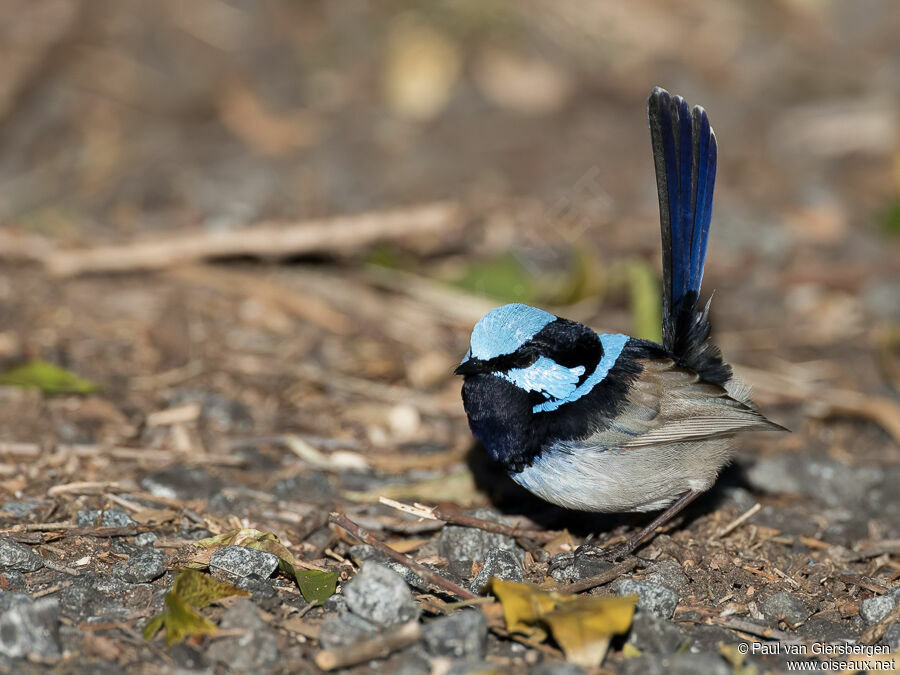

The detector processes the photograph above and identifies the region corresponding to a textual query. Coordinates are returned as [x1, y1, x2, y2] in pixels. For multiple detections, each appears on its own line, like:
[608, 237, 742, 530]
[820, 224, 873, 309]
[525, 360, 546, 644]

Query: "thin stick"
[544, 557, 639, 594]
[329, 512, 476, 600]
[40, 558, 80, 577]
[706, 616, 802, 643]
[314, 621, 422, 671]
[716, 503, 762, 538]
[47, 481, 120, 496]
[46, 201, 459, 276]
[378, 497, 559, 544]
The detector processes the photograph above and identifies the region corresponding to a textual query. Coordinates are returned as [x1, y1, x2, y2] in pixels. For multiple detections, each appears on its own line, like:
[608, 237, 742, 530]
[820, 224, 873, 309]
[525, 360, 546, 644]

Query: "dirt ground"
[1, 1, 899, 673]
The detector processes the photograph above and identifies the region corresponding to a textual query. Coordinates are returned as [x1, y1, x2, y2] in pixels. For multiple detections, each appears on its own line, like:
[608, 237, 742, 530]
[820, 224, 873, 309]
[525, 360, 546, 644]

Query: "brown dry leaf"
[542, 530, 575, 558]
[218, 80, 321, 156]
[131, 508, 178, 525]
[384, 538, 429, 554]
[490, 579, 636, 668]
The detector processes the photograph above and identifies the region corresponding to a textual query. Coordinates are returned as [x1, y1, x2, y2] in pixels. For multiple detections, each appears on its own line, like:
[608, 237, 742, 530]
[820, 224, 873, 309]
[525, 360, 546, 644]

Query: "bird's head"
[455, 303, 602, 402]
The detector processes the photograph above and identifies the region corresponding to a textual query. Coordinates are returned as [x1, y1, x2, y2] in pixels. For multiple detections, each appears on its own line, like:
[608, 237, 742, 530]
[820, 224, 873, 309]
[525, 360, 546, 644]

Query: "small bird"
[455, 87, 785, 560]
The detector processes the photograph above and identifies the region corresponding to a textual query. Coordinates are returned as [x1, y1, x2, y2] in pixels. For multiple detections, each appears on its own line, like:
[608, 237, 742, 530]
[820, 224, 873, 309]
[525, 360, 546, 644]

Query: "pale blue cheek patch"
[531, 333, 629, 413]
[469, 304, 556, 360]
[496, 356, 585, 400]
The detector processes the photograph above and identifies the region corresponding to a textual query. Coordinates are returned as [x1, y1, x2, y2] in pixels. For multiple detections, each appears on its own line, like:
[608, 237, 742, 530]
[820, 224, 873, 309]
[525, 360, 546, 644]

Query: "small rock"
[387, 648, 432, 675]
[470, 547, 523, 593]
[0, 537, 43, 572]
[113, 548, 167, 583]
[644, 560, 689, 591]
[349, 544, 465, 593]
[233, 576, 278, 602]
[1, 500, 51, 518]
[761, 592, 809, 626]
[75, 509, 136, 527]
[318, 611, 380, 650]
[0, 571, 26, 591]
[447, 661, 504, 675]
[134, 532, 158, 548]
[423, 611, 487, 659]
[206, 598, 279, 672]
[209, 546, 279, 579]
[613, 578, 679, 619]
[859, 587, 900, 625]
[620, 653, 730, 675]
[627, 610, 689, 653]
[438, 509, 522, 563]
[882, 622, 900, 650]
[344, 563, 420, 627]
[0, 595, 61, 659]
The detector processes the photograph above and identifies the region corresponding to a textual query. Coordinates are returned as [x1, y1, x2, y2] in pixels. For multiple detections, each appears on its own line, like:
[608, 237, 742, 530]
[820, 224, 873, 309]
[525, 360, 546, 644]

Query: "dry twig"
[314, 621, 422, 671]
[329, 512, 476, 600]
[378, 497, 560, 543]
[544, 557, 639, 594]
[45, 201, 459, 276]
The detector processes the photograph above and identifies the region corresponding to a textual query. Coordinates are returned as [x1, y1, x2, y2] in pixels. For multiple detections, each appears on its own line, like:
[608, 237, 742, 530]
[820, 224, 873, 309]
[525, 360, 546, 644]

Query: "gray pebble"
[613, 578, 679, 619]
[113, 548, 167, 583]
[438, 509, 521, 563]
[619, 653, 730, 675]
[627, 609, 689, 653]
[344, 562, 420, 627]
[206, 598, 279, 672]
[761, 592, 809, 626]
[859, 587, 900, 625]
[423, 611, 487, 659]
[349, 544, 465, 593]
[134, 532, 158, 548]
[1, 500, 51, 518]
[318, 610, 380, 649]
[75, 509, 136, 527]
[470, 547, 523, 593]
[644, 560, 689, 591]
[882, 622, 900, 650]
[0, 537, 44, 572]
[0, 570, 26, 591]
[209, 546, 279, 579]
[0, 595, 61, 659]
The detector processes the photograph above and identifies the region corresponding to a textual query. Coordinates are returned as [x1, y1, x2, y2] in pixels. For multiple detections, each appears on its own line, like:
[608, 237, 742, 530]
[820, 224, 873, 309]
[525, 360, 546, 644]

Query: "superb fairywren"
[455, 88, 785, 560]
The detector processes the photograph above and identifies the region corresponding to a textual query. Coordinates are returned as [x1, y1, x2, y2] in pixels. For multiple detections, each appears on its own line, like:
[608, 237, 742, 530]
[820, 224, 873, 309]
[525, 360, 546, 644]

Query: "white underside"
[512, 375, 754, 513]
[512, 437, 733, 513]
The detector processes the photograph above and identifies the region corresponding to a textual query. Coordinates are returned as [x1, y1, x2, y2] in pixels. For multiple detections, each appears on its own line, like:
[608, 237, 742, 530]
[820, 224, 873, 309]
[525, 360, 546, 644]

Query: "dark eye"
[510, 351, 538, 369]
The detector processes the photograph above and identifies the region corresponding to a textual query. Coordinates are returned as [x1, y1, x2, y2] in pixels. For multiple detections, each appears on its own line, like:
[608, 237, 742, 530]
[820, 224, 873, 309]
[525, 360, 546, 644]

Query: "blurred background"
[0, 0, 899, 480]
[0, 0, 899, 669]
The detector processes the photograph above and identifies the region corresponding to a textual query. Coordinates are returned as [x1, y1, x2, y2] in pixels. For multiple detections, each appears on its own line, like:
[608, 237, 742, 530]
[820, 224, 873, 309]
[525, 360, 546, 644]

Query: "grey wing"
[597, 358, 783, 449]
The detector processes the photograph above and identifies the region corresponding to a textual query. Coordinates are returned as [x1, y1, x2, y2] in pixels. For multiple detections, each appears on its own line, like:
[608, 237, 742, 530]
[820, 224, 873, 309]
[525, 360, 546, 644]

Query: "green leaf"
[0, 360, 100, 395]
[292, 567, 338, 605]
[880, 197, 900, 235]
[448, 253, 536, 304]
[626, 261, 662, 343]
[143, 569, 249, 645]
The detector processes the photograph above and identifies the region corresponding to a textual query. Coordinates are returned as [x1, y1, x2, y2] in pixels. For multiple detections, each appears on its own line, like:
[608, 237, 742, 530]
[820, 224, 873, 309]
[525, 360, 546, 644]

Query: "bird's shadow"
[466, 442, 749, 540]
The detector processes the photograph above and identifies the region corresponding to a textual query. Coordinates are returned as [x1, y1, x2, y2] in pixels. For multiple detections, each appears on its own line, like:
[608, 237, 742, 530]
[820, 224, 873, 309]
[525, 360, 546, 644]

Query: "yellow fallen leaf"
[143, 569, 249, 645]
[490, 579, 636, 668]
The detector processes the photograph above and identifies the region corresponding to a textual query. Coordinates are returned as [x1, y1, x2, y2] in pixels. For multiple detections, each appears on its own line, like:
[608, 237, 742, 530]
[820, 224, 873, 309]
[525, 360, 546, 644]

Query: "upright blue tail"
[648, 87, 730, 386]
